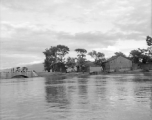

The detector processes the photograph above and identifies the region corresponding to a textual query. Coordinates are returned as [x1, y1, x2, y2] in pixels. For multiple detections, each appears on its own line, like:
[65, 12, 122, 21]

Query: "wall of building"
[89, 67, 103, 73]
[105, 56, 132, 72]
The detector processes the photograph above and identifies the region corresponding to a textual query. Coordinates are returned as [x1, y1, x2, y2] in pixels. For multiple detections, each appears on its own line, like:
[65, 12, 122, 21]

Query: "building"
[104, 55, 132, 72]
[85, 61, 103, 73]
[89, 66, 103, 74]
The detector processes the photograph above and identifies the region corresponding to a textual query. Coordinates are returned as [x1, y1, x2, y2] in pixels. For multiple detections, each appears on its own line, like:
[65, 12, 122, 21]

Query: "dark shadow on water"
[95, 78, 107, 86]
[44, 77, 70, 109]
[95, 79, 107, 99]
[150, 86, 152, 109]
[132, 78, 152, 83]
[77, 78, 88, 101]
[78, 77, 88, 84]
[78, 85, 87, 96]
[45, 76, 66, 85]
[132, 74, 152, 82]
[134, 82, 152, 107]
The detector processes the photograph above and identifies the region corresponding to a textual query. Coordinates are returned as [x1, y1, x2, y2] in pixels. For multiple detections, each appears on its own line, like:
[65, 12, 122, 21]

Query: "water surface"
[0, 74, 152, 120]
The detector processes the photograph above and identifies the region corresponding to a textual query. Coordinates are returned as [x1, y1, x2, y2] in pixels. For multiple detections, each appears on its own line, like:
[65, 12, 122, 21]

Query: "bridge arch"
[12, 75, 28, 78]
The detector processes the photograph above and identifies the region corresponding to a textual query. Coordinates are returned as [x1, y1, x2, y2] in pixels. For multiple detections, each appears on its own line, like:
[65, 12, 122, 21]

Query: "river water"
[0, 74, 152, 120]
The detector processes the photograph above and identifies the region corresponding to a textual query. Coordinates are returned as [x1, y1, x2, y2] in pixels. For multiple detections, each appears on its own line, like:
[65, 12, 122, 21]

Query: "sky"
[0, 0, 151, 69]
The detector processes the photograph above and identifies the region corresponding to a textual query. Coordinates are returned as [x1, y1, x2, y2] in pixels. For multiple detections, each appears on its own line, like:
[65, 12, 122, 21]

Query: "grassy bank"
[37, 70, 152, 78]
[37, 72, 90, 78]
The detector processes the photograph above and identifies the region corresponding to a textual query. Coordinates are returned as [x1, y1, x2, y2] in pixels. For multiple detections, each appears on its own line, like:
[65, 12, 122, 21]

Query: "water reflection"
[95, 78, 107, 100]
[45, 77, 70, 109]
[45, 76, 66, 84]
[150, 87, 152, 109]
[77, 78, 89, 109]
[78, 78, 88, 96]
[0, 74, 152, 120]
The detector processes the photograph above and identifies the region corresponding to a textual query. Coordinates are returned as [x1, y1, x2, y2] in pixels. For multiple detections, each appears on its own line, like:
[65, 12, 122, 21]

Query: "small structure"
[104, 55, 132, 72]
[89, 67, 103, 74]
[85, 61, 103, 74]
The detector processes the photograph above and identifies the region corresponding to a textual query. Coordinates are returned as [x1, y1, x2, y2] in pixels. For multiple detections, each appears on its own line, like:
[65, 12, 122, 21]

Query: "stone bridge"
[0, 71, 38, 79]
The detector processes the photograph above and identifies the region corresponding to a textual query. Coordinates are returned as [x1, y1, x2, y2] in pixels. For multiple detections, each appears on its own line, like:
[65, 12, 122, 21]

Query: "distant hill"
[25, 63, 45, 72]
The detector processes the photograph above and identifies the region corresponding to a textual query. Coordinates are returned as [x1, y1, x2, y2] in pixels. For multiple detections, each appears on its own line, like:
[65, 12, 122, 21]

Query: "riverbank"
[37, 72, 90, 78]
[36, 70, 152, 78]
[1, 70, 151, 79]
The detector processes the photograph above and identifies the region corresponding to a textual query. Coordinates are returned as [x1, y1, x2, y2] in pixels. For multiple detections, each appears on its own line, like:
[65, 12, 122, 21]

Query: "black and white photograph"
[0, 0, 152, 120]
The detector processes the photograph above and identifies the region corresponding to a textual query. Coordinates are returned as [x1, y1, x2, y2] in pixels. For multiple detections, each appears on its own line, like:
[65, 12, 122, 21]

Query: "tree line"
[43, 36, 152, 72]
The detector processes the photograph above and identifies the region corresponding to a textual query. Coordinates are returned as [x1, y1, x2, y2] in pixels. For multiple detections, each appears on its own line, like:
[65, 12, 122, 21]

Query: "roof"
[105, 55, 131, 63]
[106, 56, 118, 62]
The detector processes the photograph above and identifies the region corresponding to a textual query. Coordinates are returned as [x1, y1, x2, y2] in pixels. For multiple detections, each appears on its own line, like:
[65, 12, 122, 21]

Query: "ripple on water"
[0, 74, 152, 120]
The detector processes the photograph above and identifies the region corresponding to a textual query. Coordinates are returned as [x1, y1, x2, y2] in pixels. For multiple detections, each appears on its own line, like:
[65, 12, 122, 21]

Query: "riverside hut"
[104, 55, 132, 72]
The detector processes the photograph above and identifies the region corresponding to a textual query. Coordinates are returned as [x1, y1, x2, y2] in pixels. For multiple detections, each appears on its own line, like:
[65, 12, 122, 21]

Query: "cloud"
[1, 0, 150, 35]
[0, 0, 102, 11]
[1, 0, 52, 12]
[1, 20, 149, 69]
[1, 19, 149, 52]
[0, 0, 151, 69]
[0, 53, 43, 69]
[2, 21, 146, 55]
[114, 0, 151, 37]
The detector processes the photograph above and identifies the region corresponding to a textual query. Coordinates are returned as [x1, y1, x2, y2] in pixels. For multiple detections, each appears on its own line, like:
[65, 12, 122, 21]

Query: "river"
[0, 74, 152, 120]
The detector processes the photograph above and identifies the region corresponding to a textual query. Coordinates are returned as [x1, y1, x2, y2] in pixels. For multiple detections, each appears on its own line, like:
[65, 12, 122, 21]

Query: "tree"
[75, 48, 87, 68]
[138, 48, 152, 63]
[43, 57, 56, 72]
[66, 57, 76, 68]
[114, 52, 126, 57]
[43, 45, 69, 72]
[129, 49, 142, 63]
[43, 47, 57, 72]
[88, 50, 98, 59]
[142, 55, 152, 64]
[148, 46, 152, 56]
[129, 48, 152, 64]
[75, 48, 87, 58]
[43, 47, 58, 61]
[56, 45, 69, 63]
[146, 36, 152, 46]
[145, 36, 152, 57]
[88, 50, 106, 66]
[77, 57, 86, 66]
[129, 36, 152, 64]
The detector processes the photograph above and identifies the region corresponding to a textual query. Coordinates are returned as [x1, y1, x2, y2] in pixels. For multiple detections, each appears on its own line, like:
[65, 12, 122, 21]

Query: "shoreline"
[36, 70, 152, 78]
[37, 72, 90, 78]
[1, 70, 151, 79]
